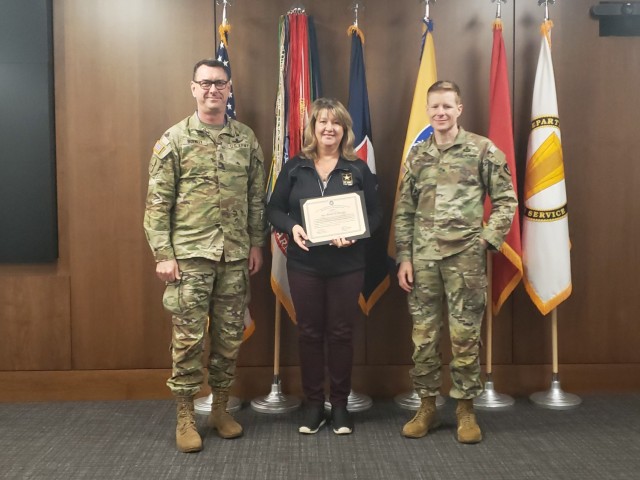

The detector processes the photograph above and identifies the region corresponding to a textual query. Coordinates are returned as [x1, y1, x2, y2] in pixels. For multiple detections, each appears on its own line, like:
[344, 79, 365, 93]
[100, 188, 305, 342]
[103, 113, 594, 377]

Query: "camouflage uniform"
[394, 127, 517, 399]
[144, 113, 266, 397]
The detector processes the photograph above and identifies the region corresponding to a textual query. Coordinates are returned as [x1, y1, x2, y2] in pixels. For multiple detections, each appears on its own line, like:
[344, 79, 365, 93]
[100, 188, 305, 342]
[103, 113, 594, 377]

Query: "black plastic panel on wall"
[0, 0, 58, 263]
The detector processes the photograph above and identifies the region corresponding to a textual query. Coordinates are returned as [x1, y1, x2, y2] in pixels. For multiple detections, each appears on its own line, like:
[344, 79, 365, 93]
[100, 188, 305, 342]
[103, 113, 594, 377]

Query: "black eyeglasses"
[193, 79, 229, 90]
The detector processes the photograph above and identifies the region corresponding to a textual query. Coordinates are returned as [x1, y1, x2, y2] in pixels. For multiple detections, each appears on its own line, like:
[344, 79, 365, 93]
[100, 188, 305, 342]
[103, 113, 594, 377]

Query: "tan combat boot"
[456, 399, 482, 444]
[402, 396, 439, 438]
[175, 396, 203, 453]
[208, 388, 243, 439]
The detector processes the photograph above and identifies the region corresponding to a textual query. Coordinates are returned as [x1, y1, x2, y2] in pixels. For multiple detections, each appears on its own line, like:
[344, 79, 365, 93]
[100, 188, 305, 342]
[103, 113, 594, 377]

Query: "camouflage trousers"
[408, 242, 487, 399]
[162, 257, 249, 397]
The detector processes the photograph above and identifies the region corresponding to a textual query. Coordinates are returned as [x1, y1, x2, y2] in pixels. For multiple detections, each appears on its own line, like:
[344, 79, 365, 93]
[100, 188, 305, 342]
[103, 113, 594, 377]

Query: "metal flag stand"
[195, 392, 241, 415]
[475, 250, 515, 410]
[395, 390, 446, 411]
[251, 302, 301, 413]
[530, 308, 581, 409]
[324, 390, 373, 413]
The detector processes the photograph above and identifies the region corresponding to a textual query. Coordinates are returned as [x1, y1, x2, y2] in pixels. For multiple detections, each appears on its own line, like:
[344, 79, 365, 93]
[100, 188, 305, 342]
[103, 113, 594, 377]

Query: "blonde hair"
[301, 98, 358, 161]
[427, 80, 462, 104]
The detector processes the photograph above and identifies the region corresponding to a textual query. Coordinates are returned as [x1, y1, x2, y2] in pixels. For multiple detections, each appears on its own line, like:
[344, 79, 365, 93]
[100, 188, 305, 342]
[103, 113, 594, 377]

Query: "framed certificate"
[300, 191, 370, 246]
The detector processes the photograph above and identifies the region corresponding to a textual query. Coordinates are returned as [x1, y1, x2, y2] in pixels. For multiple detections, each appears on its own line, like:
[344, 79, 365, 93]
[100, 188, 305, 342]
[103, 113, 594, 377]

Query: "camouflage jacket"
[143, 113, 266, 263]
[394, 127, 517, 262]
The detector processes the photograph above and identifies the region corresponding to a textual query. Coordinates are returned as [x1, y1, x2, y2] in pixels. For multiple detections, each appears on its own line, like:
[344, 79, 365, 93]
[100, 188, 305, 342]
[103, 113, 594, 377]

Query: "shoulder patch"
[488, 145, 496, 154]
[153, 136, 172, 159]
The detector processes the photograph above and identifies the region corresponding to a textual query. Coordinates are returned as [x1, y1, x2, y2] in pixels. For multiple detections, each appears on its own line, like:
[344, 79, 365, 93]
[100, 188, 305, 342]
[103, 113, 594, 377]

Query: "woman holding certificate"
[266, 98, 382, 436]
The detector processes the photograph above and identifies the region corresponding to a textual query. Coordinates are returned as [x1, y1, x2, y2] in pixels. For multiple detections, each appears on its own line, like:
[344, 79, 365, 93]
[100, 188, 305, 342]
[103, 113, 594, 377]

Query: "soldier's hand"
[248, 246, 263, 275]
[291, 225, 310, 252]
[156, 259, 181, 283]
[397, 261, 414, 293]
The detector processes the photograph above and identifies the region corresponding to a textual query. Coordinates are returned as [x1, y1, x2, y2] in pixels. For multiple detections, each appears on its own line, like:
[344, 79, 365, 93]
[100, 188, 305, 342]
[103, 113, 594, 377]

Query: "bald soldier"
[394, 81, 517, 444]
[144, 59, 266, 452]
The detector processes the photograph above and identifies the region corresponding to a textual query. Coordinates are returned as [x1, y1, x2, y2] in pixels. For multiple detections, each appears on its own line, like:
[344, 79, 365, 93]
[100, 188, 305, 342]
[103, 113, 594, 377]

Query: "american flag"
[216, 30, 236, 119]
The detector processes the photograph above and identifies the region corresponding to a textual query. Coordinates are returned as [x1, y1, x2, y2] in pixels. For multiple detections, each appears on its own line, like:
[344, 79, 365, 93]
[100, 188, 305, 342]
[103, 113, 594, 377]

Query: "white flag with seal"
[522, 21, 572, 315]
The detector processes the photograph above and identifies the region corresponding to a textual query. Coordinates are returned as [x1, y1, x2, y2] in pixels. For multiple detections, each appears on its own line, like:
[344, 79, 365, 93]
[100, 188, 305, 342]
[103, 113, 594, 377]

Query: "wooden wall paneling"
[552, 2, 640, 364]
[8, 0, 630, 402]
[2, 363, 639, 403]
[54, 0, 215, 369]
[0, 275, 70, 370]
[512, 1, 546, 365]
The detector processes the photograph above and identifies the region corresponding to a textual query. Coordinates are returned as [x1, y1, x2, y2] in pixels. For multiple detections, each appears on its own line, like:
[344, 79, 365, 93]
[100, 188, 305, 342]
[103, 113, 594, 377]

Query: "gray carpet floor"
[1, 394, 639, 479]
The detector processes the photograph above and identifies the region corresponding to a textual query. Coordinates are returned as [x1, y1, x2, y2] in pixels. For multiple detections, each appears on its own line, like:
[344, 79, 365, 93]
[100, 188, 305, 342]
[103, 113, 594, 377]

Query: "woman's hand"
[291, 225, 310, 251]
[331, 238, 356, 248]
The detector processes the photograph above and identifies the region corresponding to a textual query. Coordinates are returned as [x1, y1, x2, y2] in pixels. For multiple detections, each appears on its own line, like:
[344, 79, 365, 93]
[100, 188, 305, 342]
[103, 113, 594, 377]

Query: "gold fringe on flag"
[219, 23, 231, 48]
[493, 18, 503, 30]
[347, 25, 365, 44]
[540, 19, 553, 47]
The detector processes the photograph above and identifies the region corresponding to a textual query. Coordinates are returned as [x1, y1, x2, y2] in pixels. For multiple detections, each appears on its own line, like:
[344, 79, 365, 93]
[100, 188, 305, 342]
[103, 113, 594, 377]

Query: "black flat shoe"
[331, 406, 353, 435]
[299, 405, 326, 434]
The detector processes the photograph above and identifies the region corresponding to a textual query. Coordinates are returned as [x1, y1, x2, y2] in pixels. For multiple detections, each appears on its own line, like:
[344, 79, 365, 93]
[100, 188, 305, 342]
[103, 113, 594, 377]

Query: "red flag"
[286, 14, 311, 159]
[484, 20, 523, 314]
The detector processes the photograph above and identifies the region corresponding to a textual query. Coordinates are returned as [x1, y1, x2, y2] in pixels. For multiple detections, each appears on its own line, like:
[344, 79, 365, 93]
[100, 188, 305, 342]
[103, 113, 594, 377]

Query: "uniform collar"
[187, 112, 239, 137]
[425, 126, 467, 153]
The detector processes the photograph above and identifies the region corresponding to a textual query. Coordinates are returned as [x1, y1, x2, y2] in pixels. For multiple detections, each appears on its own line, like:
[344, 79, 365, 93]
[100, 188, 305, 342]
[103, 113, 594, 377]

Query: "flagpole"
[475, 251, 515, 409]
[474, 0, 515, 411]
[194, 0, 242, 416]
[221, 0, 228, 25]
[342, 0, 374, 414]
[423, 0, 434, 22]
[251, 6, 301, 414]
[527, 0, 580, 409]
[530, 309, 581, 409]
[322, 3, 376, 413]
[538, 0, 555, 21]
[351, 1, 360, 27]
[394, 0, 444, 412]
[252, 8, 317, 415]
[250, 300, 301, 413]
